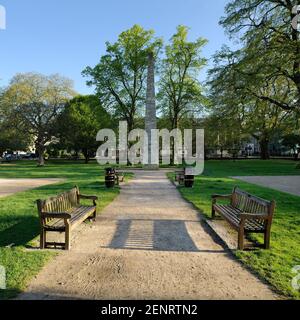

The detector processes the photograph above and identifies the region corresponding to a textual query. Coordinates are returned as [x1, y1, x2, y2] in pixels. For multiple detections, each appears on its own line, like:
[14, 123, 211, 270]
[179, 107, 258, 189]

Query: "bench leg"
[264, 229, 271, 249]
[238, 228, 244, 250]
[65, 224, 71, 250]
[40, 228, 46, 249]
[212, 206, 216, 219]
[93, 210, 97, 222]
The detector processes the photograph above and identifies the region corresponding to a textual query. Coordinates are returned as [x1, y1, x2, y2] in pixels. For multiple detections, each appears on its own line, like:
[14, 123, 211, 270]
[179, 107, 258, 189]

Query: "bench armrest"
[212, 194, 232, 203]
[79, 195, 98, 201]
[79, 195, 98, 206]
[212, 194, 232, 199]
[41, 212, 72, 219]
[239, 213, 269, 220]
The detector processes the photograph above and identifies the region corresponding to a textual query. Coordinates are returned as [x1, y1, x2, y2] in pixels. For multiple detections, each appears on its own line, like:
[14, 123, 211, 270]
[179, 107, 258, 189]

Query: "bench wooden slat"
[70, 206, 96, 229]
[37, 186, 98, 250]
[235, 188, 271, 207]
[212, 187, 275, 250]
[214, 205, 264, 231]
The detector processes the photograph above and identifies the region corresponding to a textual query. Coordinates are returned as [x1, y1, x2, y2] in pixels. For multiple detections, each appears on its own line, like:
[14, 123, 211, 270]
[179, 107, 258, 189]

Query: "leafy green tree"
[158, 25, 208, 129]
[0, 88, 31, 156]
[208, 46, 294, 159]
[1, 73, 75, 166]
[220, 0, 300, 113]
[83, 25, 162, 131]
[244, 100, 293, 159]
[282, 133, 300, 159]
[209, 93, 293, 160]
[57, 95, 112, 164]
[207, 0, 300, 159]
[203, 112, 247, 159]
[0, 122, 31, 157]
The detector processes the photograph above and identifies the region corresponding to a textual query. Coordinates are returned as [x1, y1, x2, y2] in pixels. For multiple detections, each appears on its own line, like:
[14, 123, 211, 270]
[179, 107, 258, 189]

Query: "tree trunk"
[169, 114, 180, 165]
[37, 144, 45, 166]
[82, 149, 89, 164]
[127, 118, 134, 133]
[295, 149, 300, 161]
[172, 114, 179, 130]
[74, 150, 79, 161]
[259, 137, 270, 160]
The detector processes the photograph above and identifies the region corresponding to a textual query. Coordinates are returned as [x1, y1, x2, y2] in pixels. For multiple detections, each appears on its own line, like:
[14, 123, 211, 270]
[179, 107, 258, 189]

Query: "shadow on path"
[106, 218, 224, 253]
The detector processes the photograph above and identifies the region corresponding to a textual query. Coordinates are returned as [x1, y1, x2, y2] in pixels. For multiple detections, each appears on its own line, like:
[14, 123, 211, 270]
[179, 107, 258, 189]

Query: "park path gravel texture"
[18, 171, 278, 300]
[0, 179, 64, 198]
[233, 176, 300, 197]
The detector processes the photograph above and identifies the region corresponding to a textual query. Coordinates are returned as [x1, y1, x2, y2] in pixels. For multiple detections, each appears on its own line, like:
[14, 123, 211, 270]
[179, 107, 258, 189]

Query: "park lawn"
[173, 160, 300, 299]
[0, 160, 127, 299]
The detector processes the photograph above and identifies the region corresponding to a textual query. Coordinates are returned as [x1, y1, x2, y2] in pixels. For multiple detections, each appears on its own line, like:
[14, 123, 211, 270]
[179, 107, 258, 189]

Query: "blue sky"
[0, 0, 231, 94]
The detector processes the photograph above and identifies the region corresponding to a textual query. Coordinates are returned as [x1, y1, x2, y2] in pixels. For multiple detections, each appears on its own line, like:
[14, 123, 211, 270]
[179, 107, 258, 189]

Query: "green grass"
[203, 159, 300, 177]
[1, 159, 299, 299]
[171, 160, 300, 299]
[0, 160, 129, 299]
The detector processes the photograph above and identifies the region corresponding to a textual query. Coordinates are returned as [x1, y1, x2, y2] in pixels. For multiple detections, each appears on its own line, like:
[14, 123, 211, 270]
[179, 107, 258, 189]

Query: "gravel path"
[233, 176, 300, 197]
[0, 179, 64, 198]
[18, 171, 278, 300]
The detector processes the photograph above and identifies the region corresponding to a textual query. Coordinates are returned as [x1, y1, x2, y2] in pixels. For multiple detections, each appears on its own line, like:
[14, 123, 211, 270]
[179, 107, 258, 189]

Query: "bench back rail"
[37, 187, 79, 227]
[212, 186, 276, 250]
[232, 187, 273, 229]
[37, 186, 97, 250]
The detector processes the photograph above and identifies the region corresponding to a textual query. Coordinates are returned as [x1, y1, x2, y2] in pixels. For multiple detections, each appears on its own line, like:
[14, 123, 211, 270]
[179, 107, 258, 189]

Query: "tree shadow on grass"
[0, 288, 21, 300]
[0, 216, 39, 247]
[0, 179, 116, 249]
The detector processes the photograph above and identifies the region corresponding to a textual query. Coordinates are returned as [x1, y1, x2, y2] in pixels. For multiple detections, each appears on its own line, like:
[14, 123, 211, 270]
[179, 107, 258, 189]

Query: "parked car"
[22, 153, 38, 160]
[3, 154, 21, 162]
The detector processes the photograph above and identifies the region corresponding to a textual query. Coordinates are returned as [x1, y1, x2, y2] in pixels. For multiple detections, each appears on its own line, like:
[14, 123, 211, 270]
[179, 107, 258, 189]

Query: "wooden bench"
[212, 187, 276, 250]
[37, 186, 98, 250]
[175, 168, 195, 187]
[175, 169, 185, 185]
[115, 170, 125, 185]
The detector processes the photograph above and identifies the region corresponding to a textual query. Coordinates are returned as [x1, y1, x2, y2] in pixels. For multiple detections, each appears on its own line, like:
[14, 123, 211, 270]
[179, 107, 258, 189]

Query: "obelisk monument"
[144, 52, 159, 169]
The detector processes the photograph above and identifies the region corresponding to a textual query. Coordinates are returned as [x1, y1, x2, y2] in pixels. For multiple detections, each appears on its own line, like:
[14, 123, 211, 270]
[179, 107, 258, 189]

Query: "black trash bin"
[184, 167, 195, 188]
[105, 168, 116, 188]
[184, 175, 194, 188]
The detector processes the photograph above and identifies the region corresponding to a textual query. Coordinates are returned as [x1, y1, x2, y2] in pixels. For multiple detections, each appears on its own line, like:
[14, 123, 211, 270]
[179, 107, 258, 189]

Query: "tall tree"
[1, 73, 75, 166]
[57, 95, 112, 164]
[220, 0, 300, 113]
[83, 25, 162, 132]
[208, 56, 294, 159]
[158, 25, 208, 129]
[282, 133, 300, 159]
[245, 100, 292, 159]
[0, 122, 31, 157]
[203, 112, 246, 159]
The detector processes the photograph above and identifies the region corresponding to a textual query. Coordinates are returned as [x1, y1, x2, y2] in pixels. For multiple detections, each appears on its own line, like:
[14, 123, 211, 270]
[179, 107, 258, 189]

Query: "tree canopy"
[1, 73, 75, 165]
[207, 0, 300, 158]
[83, 24, 163, 131]
[57, 95, 112, 163]
[158, 25, 208, 129]
[219, 0, 300, 113]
